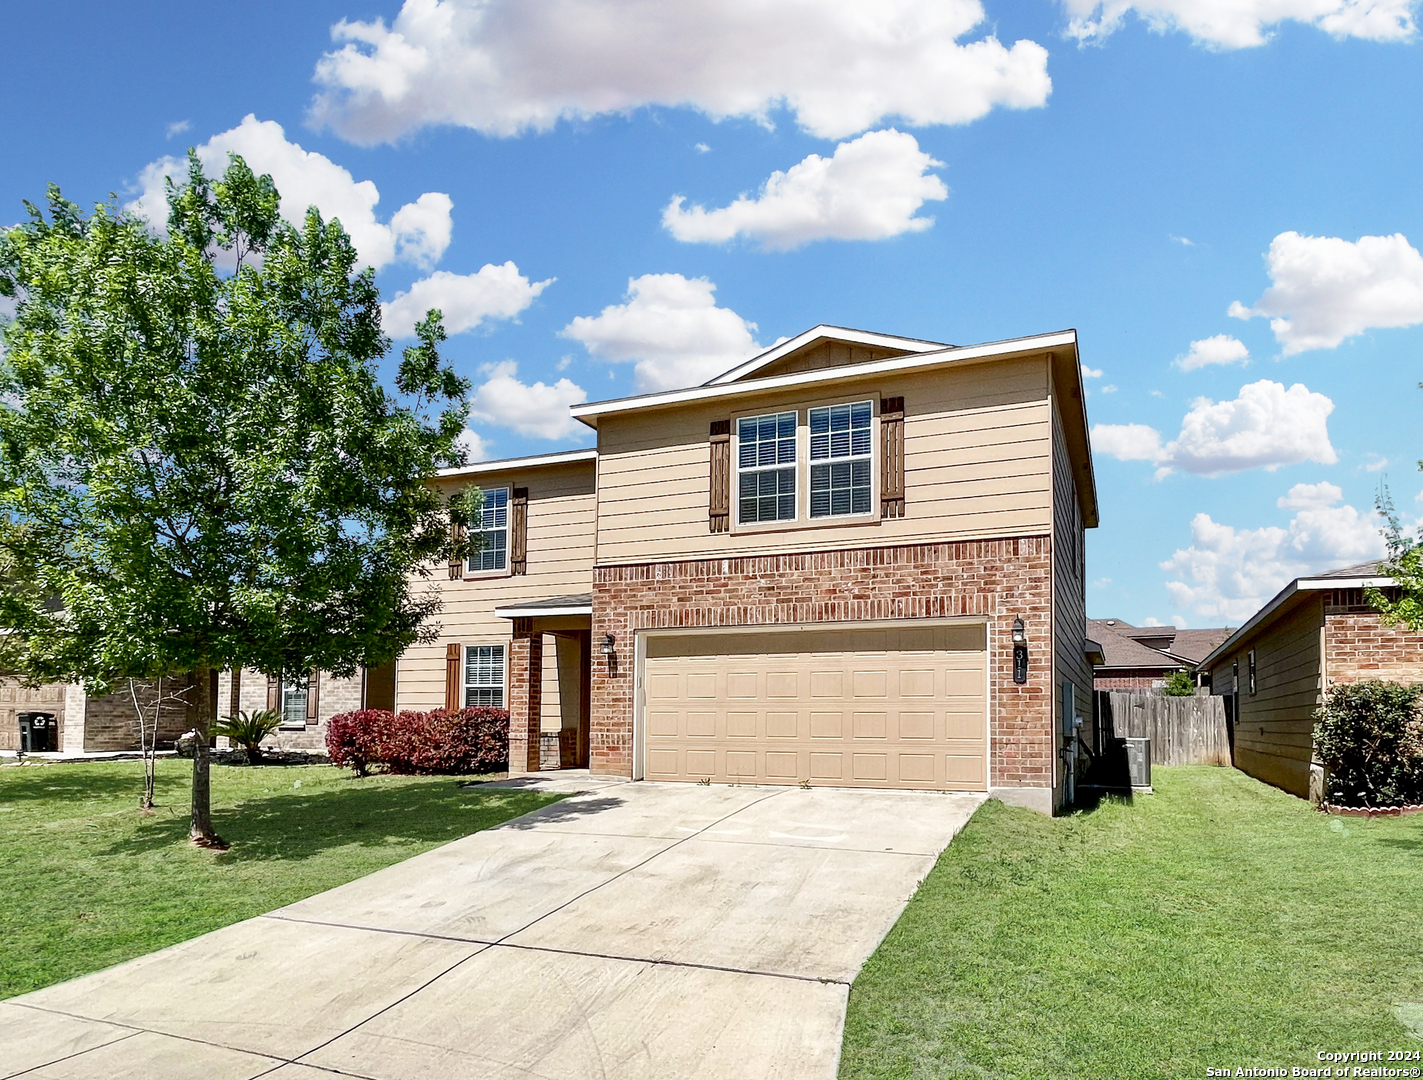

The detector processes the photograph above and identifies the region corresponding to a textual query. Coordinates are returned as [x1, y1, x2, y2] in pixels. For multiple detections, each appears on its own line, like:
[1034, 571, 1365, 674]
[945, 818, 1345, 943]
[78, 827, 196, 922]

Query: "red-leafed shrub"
[326, 707, 509, 777]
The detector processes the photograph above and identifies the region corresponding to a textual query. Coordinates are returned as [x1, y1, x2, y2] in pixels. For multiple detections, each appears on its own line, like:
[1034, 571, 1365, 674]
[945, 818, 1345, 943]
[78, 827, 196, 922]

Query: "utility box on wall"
[1124, 736, 1152, 793]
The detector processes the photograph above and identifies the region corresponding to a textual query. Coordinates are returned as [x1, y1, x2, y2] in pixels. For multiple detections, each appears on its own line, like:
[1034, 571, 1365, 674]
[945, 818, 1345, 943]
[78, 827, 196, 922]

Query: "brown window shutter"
[880, 396, 905, 519]
[228, 669, 241, 718]
[306, 670, 320, 722]
[447, 519, 464, 579]
[511, 487, 529, 575]
[709, 420, 731, 533]
[444, 643, 462, 712]
[266, 673, 280, 712]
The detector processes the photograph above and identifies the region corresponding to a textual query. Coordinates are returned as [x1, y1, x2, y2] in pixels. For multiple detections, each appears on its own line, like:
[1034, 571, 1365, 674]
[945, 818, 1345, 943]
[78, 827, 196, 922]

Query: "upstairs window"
[467, 487, 508, 573]
[809, 401, 872, 518]
[737, 412, 797, 523]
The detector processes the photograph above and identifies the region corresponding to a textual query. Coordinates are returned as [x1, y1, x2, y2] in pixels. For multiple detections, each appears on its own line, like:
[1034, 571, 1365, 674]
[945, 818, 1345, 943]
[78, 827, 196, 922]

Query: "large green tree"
[0, 153, 477, 845]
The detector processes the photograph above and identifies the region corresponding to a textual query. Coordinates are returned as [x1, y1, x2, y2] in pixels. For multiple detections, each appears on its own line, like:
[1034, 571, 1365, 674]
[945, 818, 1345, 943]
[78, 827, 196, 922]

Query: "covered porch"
[494, 593, 592, 774]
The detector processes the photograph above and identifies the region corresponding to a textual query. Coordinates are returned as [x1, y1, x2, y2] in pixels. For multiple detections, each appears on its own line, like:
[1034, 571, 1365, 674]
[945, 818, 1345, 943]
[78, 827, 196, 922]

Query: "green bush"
[1161, 670, 1197, 697]
[1313, 681, 1423, 808]
[212, 709, 284, 764]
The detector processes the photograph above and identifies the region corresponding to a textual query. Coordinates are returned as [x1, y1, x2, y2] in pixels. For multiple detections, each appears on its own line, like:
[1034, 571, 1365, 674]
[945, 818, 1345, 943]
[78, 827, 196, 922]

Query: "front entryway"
[641, 622, 989, 790]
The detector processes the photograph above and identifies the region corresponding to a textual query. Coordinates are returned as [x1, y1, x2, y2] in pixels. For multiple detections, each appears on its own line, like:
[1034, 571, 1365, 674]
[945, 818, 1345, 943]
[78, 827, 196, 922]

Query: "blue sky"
[3, 0, 1422, 630]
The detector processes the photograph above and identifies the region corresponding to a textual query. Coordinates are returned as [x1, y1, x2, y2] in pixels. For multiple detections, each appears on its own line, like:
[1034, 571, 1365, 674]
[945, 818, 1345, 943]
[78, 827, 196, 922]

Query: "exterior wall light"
[1011, 616, 1028, 684]
[600, 633, 616, 656]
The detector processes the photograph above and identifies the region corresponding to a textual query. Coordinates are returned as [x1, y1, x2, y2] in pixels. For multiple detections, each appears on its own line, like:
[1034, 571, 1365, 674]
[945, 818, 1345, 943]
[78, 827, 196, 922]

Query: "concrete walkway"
[1, 775, 983, 1080]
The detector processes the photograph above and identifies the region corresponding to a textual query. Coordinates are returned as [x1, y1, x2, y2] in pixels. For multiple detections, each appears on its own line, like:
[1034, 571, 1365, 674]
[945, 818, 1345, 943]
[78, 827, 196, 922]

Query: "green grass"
[840, 766, 1423, 1080]
[0, 759, 560, 999]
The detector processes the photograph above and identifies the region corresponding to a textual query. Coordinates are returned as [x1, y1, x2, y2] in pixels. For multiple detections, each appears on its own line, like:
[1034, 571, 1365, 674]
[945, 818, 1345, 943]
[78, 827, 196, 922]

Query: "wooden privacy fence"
[1096, 691, 1230, 767]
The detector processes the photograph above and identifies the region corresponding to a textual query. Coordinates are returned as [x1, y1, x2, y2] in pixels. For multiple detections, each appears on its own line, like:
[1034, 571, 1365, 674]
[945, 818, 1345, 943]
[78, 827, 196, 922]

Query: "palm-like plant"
[213, 709, 283, 765]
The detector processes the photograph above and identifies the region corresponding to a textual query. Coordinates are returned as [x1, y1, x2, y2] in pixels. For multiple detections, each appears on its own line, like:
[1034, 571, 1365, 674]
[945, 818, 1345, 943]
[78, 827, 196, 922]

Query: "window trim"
[1247, 649, 1257, 696]
[807, 399, 876, 522]
[461, 642, 508, 709]
[279, 675, 309, 730]
[729, 392, 882, 535]
[464, 485, 512, 578]
[733, 409, 800, 528]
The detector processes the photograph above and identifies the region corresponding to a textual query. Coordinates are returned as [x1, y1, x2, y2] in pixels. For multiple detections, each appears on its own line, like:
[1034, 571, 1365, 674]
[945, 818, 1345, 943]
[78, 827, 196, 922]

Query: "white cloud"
[382, 263, 553, 338]
[694, 143, 711, 154]
[1063, 0, 1415, 48]
[1169, 234, 1195, 246]
[562, 273, 764, 392]
[1176, 334, 1249, 371]
[1101, 384, 1118, 393]
[1172, 614, 1188, 628]
[166, 119, 191, 138]
[662, 130, 947, 251]
[1365, 454, 1389, 472]
[1091, 577, 1112, 587]
[1230, 231, 1423, 355]
[1081, 364, 1103, 378]
[1093, 379, 1337, 477]
[455, 427, 491, 462]
[309, 0, 1052, 144]
[1276, 480, 1343, 509]
[1162, 490, 1385, 621]
[1149, 389, 1165, 398]
[468, 361, 588, 440]
[1140, 616, 1166, 626]
[128, 115, 453, 271]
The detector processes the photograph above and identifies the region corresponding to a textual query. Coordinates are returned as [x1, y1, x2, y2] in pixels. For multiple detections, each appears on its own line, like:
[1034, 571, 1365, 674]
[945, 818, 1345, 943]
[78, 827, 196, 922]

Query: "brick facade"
[1323, 608, 1423, 686]
[217, 668, 365, 753]
[0, 680, 68, 751]
[589, 537, 1055, 795]
[508, 620, 543, 774]
[1094, 672, 1170, 693]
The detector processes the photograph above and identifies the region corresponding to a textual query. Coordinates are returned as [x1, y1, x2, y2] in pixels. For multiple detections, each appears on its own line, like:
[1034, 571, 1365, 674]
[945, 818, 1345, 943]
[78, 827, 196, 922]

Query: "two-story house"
[399, 325, 1098, 814]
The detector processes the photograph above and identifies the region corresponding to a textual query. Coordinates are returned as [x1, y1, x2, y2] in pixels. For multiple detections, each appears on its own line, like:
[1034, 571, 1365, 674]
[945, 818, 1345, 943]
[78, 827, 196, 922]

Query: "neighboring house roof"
[1087, 619, 1184, 671]
[435, 448, 597, 479]
[570, 326, 1099, 528]
[1196, 561, 1391, 672]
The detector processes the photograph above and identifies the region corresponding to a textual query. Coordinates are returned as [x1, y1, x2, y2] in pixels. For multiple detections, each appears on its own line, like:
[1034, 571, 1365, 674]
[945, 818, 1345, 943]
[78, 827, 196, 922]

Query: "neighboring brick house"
[1198, 561, 1423, 800]
[3, 674, 216, 754]
[1089, 618, 1234, 692]
[215, 667, 387, 753]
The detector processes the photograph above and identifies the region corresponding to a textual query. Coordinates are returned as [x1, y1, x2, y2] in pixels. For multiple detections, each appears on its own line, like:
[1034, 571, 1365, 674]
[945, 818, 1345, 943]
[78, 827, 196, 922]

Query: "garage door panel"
[853, 711, 887, 739]
[643, 625, 987, 791]
[766, 711, 798, 738]
[726, 711, 757, 737]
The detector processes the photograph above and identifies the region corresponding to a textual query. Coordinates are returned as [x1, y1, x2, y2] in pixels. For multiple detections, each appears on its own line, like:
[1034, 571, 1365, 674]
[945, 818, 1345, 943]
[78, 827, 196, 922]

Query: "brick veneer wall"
[218, 669, 365, 753]
[0, 680, 68, 751]
[1324, 609, 1423, 685]
[590, 537, 1054, 792]
[1094, 673, 1171, 692]
[508, 622, 543, 774]
[80, 677, 195, 751]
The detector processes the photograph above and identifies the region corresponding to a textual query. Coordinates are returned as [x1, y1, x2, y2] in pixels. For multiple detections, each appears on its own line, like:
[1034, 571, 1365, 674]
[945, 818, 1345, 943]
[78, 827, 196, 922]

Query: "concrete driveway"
[1, 775, 983, 1080]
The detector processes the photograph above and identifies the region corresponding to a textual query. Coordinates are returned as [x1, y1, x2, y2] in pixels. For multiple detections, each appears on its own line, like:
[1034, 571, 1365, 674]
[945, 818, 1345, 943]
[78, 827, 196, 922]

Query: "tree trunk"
[189, 667, 227, 849]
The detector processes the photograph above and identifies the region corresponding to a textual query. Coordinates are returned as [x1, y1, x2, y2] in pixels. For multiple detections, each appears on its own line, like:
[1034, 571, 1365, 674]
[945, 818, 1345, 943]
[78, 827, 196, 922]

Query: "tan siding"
[1227, 598, 1324, 798]
[1050, 396, 1092, 791]
[751, 340, 916, 380]
[594, 358, 1052, 565]
[397, 460, 596, 713]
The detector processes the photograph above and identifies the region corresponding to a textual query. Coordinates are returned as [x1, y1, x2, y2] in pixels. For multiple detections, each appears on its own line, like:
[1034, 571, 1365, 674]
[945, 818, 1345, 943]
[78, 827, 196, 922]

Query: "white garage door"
[641, 623, 988, 791]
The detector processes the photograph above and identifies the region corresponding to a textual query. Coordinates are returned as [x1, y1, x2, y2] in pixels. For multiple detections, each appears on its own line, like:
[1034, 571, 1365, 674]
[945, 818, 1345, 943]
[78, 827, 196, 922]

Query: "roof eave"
[571, 329, 1079, 429]
[1195, 574, 1393, 672]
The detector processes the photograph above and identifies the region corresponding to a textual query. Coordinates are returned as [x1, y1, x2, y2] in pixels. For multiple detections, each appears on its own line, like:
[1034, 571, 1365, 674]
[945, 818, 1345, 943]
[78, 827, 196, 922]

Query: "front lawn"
[0, 759, 559, 999]
[840, 766, 1423, 1079]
